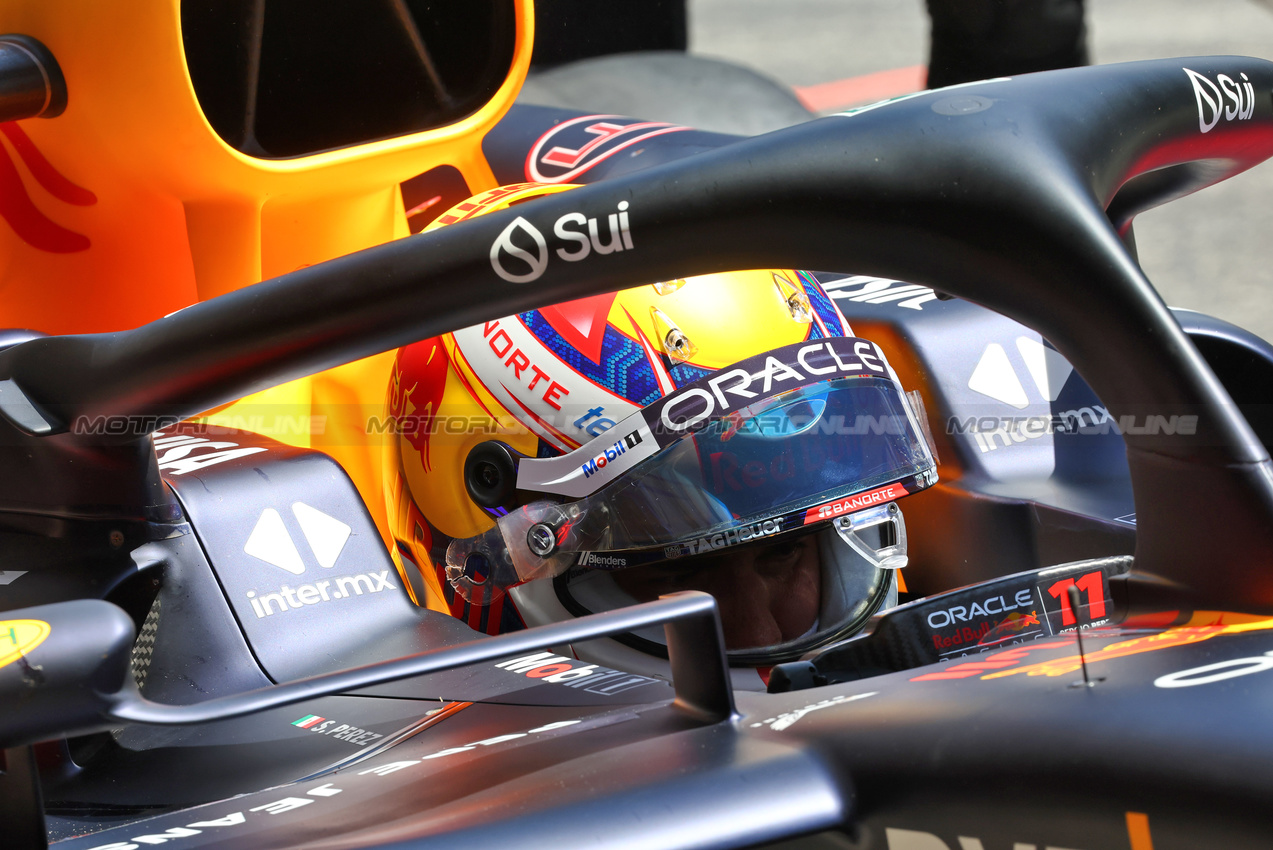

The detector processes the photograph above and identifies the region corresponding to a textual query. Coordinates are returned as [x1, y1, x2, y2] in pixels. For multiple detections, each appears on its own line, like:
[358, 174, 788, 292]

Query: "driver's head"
[384, 183, 937, 682]
[611, 528, 824, 649]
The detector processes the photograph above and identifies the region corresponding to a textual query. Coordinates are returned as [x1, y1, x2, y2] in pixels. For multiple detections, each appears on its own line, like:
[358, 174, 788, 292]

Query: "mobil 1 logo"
[581, 429, 643, 480]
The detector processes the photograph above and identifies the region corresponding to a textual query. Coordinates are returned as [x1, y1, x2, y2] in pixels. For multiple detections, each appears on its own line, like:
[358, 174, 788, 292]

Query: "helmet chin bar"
[833, 502, 908, 570]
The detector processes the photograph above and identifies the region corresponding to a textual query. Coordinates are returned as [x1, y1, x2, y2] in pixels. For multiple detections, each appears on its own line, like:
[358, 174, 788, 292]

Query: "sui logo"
[489, 202, 635, 284]
[489, 217, 548, 283]
[1184, 67, 1256, 134]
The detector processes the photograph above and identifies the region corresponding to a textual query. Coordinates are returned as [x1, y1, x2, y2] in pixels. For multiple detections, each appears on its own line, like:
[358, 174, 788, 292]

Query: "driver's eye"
[640, 566, 700, 589]
[762, 541, 800, 559]
[753, 538, 807, 571]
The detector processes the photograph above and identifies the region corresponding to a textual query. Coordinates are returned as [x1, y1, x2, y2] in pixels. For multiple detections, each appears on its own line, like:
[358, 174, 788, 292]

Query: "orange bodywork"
[0, 2, 535, 544]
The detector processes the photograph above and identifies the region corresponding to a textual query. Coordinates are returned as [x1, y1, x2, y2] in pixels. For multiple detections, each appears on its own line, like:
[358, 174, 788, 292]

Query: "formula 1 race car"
[4, 4, 1273, 850]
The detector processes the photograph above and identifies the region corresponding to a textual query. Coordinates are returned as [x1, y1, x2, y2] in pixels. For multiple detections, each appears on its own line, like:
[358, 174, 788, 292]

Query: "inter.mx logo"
[967, 337, 1073, 410]
[490, 200, 634, 284]
[241, 502, 397, 619]
[244, 503, 350, 575]
[1184, 67, 1255, 134]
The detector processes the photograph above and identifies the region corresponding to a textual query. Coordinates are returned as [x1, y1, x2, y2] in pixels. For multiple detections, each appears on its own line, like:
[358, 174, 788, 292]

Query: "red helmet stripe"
[623, 307, 676, 396]
[502, 383, 580, 453]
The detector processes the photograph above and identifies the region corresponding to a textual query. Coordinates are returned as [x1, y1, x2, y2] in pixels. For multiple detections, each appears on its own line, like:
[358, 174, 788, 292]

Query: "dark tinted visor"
[595, 377, 932, 549]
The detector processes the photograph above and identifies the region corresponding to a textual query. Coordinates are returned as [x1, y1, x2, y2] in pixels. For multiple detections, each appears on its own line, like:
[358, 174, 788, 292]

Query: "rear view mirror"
[0, 600, 135, 748]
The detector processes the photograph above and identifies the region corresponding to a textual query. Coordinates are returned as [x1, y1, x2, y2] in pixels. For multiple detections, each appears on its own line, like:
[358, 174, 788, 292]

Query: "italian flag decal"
[293, 715, 325, 729]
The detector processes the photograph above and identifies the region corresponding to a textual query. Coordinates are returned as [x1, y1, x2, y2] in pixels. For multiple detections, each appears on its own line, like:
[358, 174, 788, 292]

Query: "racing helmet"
[385, 183, 938, 685]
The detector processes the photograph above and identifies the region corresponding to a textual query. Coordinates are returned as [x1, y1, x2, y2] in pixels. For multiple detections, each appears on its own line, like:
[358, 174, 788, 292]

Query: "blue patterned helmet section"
[669, 361, 713, 387]
[798, 270, 848, 336]
[519, 310, 662, 407]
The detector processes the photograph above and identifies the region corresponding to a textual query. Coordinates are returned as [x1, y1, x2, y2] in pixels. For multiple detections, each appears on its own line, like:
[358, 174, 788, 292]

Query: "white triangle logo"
[244, 508, 305, 575]
[0, 571, 27, 586]
[1016, 337, 1073, 402]
[292, 502, 351, 569]
[968, 343, 1029, 409]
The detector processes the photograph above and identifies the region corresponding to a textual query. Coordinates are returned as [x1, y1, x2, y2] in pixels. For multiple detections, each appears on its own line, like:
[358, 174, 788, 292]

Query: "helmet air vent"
[652, 278, 687, 296]
[773, 273, 814, 324]
[650, 307, 698, 363]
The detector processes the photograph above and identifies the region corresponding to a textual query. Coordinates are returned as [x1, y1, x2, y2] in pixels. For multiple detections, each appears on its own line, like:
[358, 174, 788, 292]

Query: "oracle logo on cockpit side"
[926, 589, 1034, 630]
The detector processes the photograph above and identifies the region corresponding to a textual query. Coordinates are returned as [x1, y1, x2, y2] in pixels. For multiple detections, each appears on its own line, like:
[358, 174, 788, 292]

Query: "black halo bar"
[0, 57, 1272, 612]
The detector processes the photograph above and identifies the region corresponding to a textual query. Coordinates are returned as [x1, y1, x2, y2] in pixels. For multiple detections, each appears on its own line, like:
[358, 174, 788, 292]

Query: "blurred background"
[526, 0, 1273, 342]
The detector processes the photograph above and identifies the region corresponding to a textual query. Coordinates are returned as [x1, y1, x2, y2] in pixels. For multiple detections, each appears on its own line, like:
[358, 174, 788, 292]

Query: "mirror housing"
[0, 600, 135, 748]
